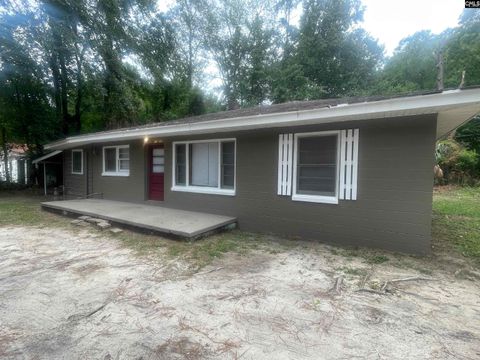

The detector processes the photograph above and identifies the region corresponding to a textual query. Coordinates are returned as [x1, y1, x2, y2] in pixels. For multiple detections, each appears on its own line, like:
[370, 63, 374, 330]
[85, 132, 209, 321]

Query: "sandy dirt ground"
[1, 225, 480, 360]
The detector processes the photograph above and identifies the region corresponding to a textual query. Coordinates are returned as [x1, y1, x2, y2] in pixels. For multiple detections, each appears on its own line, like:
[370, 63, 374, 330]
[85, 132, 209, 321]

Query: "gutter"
[45, 89, 480, 150]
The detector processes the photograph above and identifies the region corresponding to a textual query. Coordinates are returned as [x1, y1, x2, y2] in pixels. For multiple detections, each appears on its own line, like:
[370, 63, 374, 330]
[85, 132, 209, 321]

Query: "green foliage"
[295, 0, 383, 98]
[443, 10, 480, 88]
[436, 140, 479, 185]
[373, 31, 440, 94]
[375, 9, 480, 95]
[455, 116, 480, 154]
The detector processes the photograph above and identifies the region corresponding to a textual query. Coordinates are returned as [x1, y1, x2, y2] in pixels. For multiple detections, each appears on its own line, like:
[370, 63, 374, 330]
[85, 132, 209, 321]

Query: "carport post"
[43, 162, 47, 196]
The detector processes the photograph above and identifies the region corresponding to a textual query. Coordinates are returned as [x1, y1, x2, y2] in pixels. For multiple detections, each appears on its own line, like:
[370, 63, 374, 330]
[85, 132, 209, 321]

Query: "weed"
[367, 255, 389, 264]
[337, 266, 367, 276]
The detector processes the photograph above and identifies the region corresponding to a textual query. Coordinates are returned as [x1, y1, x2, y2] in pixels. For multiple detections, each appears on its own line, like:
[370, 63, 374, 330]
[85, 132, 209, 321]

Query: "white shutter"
[339, 129, 359, 200]
[277, 134, 293, 195]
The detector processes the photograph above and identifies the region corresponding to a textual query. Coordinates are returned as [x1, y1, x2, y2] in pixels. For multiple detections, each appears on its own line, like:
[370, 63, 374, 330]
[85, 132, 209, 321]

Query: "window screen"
[296, 135, 337, 197]
[72, 150, 82, 174]
[104, 148, 117, 172]
[118, 147, 129, 171]
[221, 141, 235, 188]
[190, 142, 218, 187]
[175, 144, 187, 185]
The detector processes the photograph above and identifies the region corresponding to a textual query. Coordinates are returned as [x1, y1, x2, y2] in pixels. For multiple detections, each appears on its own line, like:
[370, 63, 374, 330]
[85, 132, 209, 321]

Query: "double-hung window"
[102, 145, 130, 176]
[172, 139, 236, 195]
[292, 131, 339, 204]
[71, 149, 83, 175]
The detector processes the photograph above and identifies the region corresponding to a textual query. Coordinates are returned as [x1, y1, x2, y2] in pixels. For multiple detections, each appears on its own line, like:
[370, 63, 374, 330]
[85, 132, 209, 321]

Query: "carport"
[32, 150, 63, 195]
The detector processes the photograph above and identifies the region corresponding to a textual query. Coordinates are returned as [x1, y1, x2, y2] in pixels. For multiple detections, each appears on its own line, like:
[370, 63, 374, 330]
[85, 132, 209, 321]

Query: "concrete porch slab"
[41, 199, 236, 239]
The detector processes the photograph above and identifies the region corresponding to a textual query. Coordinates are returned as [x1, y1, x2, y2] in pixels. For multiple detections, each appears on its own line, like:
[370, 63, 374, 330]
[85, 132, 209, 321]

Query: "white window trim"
[172, 138, 236, 196]
[292, 130, 340, 205]
[71, 149, 83, 175]
[102, 145, 130, 177]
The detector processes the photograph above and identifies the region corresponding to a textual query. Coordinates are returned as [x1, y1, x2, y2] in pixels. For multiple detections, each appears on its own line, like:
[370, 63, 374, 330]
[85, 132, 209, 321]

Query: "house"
[0, 144, 29, 184]
[42, 88, 480, 254]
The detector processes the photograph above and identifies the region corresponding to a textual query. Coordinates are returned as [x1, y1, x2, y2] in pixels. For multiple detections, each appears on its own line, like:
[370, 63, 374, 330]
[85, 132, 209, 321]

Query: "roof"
[32, 150, 62, 164]
[0, 144, 28, 158]
[45, 87, 480, 150]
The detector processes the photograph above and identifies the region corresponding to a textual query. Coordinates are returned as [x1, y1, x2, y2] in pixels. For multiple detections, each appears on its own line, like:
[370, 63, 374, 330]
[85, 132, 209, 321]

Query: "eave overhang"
[45, 88, 480, 150]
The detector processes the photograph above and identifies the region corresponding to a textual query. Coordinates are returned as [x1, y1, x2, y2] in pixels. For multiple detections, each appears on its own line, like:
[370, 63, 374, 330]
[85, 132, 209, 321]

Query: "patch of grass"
[115, 231, 168, 256]
[0, 193, 69, 228]
[433, 187, 480, 218]
[165, 231, 274, 268]
[433, 186, 480, 262]
[337, 266, 367, 276]
[115, 228, 288, 269]
[330, 246, 392, 266]
[366, 255, 389, 264]
[391, 258, 434, 275]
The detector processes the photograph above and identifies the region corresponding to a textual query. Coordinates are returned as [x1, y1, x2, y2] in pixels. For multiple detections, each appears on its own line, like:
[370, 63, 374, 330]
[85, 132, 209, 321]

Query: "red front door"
[148, 144, 165, 201]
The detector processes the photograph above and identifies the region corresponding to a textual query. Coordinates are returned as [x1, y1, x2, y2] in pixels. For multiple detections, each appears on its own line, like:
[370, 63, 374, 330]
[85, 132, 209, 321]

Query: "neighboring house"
[43, 88, 480, 254]
[0, 145, 29, 184]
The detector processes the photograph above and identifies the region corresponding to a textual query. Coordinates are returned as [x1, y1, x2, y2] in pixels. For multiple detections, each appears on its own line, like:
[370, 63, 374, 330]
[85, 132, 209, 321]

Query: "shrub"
[436, 140, 479, 185]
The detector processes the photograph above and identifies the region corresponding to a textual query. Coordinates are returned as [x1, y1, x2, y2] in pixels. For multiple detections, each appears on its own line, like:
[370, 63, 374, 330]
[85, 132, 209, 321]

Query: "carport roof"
[44, 87, 480, 150]
[32, 150, 63, 164]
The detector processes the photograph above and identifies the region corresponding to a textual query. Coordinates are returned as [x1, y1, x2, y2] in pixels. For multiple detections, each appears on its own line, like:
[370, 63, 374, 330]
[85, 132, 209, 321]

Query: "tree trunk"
[436, 50, 444, 91]
[187, 18, 194, 89]
[73, 24, 84, 134]
[1, 127, 10, 184]
[73, 53, 83, 133]
[50, 55, 63, 130]
[59, 45, 71, 133]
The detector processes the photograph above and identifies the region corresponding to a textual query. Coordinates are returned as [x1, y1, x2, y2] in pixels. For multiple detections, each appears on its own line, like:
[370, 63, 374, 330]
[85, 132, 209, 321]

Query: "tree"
[294, 0, 383, 98]
[239, 15, 274, 106]
[200, 0, 276, 109]
[42, 0, 88, 135]
[0, 6, 58, 153]
[444, 10, 480, 88]
[373, 31, 441, 94]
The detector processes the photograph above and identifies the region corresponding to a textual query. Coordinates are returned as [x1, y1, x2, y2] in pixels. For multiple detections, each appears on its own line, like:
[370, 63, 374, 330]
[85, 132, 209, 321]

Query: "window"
[190, 142, 219, 187]
[292, 131, 339, 204]
[152, 148, 165, 173]
[175, 144, 187, 185]
[102, 145, 130, 176]
[221, 141, 235, 189]
[71, 149, 83, 175]
[172, 139, 236, 196]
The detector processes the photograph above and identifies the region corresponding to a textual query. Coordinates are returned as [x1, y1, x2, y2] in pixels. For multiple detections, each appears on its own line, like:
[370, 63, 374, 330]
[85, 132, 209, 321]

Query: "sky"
[157, 0, 465, 56]
[361, 0, 464, 55]
[155, 0, 466, 92]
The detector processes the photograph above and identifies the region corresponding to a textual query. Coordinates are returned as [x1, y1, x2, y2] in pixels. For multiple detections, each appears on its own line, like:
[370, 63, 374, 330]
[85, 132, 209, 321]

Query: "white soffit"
[45, 89, 480, 150]
[437, 103, 480, 138]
